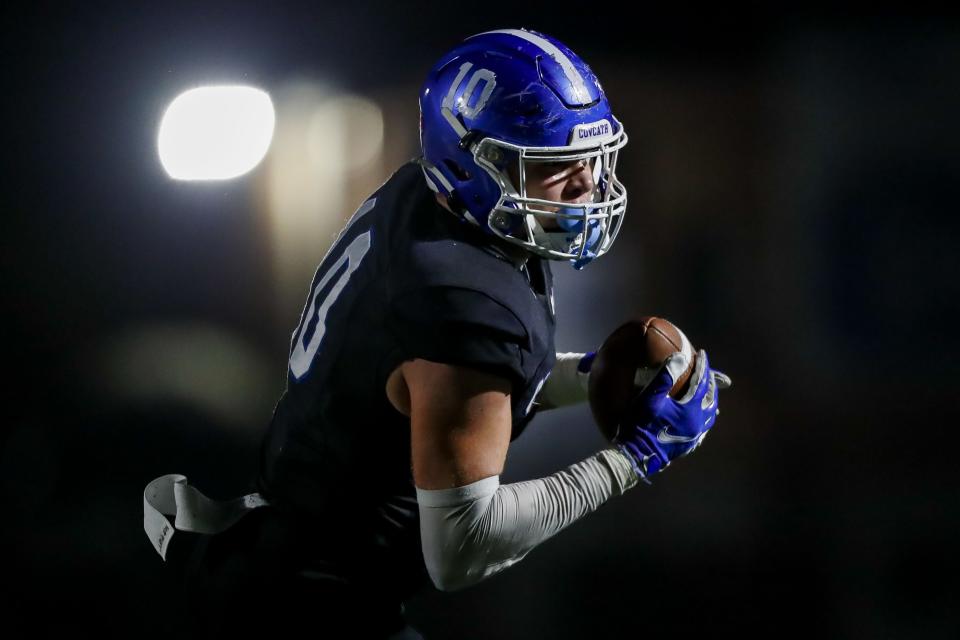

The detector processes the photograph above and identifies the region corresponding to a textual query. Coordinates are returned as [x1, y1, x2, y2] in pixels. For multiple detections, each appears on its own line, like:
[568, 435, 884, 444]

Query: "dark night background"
[3, 2, 958, 637]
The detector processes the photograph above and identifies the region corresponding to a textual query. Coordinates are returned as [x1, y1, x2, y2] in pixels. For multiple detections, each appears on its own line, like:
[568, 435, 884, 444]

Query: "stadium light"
[158, 85, 275, 180]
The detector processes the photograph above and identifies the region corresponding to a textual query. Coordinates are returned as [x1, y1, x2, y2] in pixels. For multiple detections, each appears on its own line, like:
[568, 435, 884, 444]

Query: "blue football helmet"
[418, 28, 628, 270]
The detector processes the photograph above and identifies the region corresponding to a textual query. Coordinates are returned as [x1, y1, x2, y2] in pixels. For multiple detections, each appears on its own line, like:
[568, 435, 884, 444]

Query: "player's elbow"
[419, 518, 488, 592]
[418, 479, 531, 592]
[423, 554, 476, 593]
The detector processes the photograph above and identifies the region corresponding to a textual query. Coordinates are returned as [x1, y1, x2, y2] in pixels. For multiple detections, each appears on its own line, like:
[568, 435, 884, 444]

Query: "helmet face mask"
[419, 28, 629, 269]
[471, 129, 628, 269]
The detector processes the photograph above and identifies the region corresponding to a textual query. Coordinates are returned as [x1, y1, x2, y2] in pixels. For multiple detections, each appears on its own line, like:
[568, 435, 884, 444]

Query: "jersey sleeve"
[386, 285, 529, 389]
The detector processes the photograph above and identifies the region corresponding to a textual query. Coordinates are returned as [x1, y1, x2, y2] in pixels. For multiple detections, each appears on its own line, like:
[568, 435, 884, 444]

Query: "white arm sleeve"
[415, 447, 638, 592]
[536, 352, 590, 408]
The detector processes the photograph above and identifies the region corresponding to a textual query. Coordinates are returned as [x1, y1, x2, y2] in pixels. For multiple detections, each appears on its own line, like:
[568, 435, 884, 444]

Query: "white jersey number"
[289, 199, 376, 380]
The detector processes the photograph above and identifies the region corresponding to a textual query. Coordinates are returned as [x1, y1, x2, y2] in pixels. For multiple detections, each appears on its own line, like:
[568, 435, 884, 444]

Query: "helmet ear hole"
[443, 159, 471, 181]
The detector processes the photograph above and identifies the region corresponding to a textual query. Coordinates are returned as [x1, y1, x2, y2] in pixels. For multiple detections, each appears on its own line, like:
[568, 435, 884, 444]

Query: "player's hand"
[613, 349, 724, 483]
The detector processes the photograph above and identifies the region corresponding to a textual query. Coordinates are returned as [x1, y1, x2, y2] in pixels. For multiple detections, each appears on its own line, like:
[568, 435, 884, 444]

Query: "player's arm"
[401, 358, 638, 592]
[534, 351, 595, 411]
[403, 358, 512, 490]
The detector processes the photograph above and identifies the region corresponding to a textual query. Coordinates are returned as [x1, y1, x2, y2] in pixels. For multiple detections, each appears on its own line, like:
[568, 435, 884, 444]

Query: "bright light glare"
[158, 85, 275, 180]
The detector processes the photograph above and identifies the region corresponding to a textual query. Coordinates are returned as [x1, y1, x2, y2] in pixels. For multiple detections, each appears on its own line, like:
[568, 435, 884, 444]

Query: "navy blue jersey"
[255, 160, 556, 599]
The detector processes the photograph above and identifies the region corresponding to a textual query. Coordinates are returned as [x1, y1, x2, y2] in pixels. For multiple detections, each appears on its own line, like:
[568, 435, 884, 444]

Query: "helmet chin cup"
[556, 207, 584, 232]
[554, 207, 604, 269]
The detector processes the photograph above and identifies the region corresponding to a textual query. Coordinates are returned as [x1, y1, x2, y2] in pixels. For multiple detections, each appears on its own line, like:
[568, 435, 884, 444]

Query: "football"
[588, 316, 697, 441]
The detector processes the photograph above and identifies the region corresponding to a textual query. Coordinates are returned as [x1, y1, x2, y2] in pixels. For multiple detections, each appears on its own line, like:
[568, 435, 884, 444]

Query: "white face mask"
[472, 129, 629, 268]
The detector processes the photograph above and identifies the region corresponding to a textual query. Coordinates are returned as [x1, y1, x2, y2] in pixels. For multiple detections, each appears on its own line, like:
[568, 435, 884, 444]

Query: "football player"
[143, 28, 729, 639]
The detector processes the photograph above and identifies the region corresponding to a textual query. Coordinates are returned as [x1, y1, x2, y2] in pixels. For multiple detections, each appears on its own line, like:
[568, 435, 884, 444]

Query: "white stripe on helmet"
[470, 29, 590, 104]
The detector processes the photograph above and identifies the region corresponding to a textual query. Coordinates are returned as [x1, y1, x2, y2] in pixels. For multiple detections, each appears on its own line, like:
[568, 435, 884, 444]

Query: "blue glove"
[614, 349, 723, 485]
[578, 351, 597, 375]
